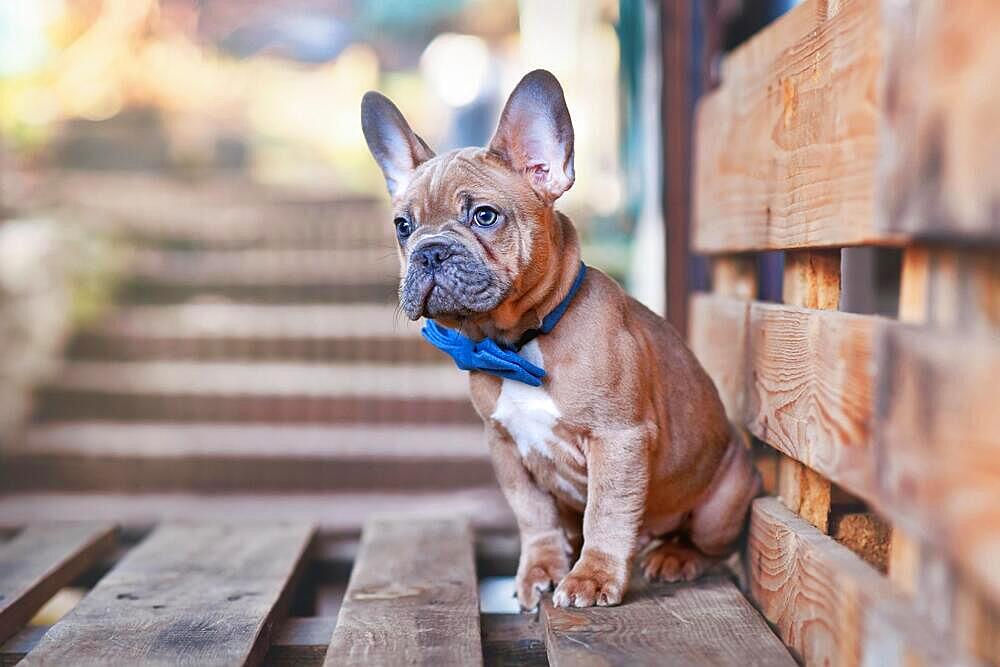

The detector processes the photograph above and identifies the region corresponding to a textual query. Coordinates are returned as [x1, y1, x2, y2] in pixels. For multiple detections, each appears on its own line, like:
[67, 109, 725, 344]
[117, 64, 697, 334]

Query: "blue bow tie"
[421, 263, 587, 387]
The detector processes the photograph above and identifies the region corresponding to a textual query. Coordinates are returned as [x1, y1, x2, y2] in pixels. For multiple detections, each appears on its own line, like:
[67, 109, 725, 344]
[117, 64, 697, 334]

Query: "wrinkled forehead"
[399, 148, 527, 218]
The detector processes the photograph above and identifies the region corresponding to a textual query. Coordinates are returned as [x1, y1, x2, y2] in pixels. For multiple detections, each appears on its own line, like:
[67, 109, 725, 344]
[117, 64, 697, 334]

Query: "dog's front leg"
[553, 426, 649, 607]
[487, 425, 572, 610]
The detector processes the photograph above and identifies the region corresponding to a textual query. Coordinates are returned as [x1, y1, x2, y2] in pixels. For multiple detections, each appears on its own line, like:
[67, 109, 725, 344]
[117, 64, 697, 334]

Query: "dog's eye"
[394, 217, 413, 239]
[473, 206, 499, 227]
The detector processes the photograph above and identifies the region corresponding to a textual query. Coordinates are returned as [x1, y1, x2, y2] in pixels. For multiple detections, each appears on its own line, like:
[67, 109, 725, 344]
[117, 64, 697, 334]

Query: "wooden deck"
[0, 519, 796, 666]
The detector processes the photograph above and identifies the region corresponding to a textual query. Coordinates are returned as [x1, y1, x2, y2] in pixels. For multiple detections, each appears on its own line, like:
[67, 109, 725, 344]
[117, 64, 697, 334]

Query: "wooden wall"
[688, 0, 1000, 664]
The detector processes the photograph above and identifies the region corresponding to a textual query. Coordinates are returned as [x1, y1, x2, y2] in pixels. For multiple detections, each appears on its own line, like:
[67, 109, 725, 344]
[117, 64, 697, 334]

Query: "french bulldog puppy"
[361, 69, 761, 609]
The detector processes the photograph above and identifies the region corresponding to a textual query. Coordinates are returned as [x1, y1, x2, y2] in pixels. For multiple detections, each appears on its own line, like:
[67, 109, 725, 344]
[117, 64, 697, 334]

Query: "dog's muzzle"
[400, 239, 506, 320]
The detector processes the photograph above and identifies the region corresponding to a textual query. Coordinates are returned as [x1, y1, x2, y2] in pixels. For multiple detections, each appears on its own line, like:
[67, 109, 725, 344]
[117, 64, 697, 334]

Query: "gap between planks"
[0, 523, 117, 646]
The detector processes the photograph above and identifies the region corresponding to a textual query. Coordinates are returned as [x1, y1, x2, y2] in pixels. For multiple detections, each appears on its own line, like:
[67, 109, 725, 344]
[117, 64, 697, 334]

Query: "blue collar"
[421, 262, 587, 387]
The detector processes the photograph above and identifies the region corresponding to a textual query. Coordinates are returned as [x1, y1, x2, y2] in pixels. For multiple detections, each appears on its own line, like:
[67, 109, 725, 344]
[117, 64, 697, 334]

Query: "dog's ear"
[489, 69, 574, 203]
[361, 92, 435, 198]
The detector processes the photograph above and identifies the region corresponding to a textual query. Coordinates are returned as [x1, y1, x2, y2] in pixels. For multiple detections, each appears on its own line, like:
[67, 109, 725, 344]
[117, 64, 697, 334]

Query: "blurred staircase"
[1, 174, 509, 532]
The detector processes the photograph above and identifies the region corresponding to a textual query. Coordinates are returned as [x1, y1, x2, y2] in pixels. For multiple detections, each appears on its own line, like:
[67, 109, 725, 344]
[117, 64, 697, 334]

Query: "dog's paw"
[515, 537, 571, 611]
[642, 540, 715, 583]
[552, 554, 625, 608]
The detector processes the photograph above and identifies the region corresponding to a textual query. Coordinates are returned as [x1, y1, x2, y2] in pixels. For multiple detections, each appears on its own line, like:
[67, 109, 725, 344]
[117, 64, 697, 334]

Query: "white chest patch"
[490, 340, 560, 461]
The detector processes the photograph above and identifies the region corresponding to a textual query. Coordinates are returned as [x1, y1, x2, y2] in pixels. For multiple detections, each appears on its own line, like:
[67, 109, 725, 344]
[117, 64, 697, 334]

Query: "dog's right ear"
[361, 92, 435, 198]
[489, 70, 574, 204]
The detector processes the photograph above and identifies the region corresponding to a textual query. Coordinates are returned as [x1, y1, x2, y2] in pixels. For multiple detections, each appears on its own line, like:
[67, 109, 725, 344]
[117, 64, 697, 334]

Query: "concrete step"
[68, 303, 441, 363]
[0, 489, 514, 533]
[3, 422, 491, 492]
[51, 172, 393, 250]
[119, 247, 400, 304]
[127, 248, 401, 286]
[34, 361, 477, 424]
[117, 281, 398, 304]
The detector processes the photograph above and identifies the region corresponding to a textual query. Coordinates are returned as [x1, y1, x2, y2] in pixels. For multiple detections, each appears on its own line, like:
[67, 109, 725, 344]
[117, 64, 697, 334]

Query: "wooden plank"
[776, 249, 842, 531]
[897, 246, 931, 324]
[879, 0, 1000, 242]
[778, 457, 831, 534]
[694, 295, 1000, 597]
[712, 256, 757, 300]
[747, 497, 958, 665]
[887, 246, 930, 602]
[890, 245, 1000, 658]
[954, 583, 1000, 666]
[746, 303, 882, 505]
[326, 517, 482, 666]
[887, 528, 920, 597]
[689, 293, 749, 421]
[22, 523, 314, 666]
[897, 246, 999, 332]
[782, 250, 841, 311]
[0, 523, 116, 644]
[481, 614, 547, 667]
[693, 0, 894, 253]
[691, 295, 883, 505]
[541, 575, 795, 666]
[876, 326, 1000, 608]
[5, 617, 340, 667]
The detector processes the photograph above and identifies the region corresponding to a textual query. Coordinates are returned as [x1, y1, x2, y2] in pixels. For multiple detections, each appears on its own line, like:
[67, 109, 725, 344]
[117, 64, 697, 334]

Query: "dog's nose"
[413, 243, 453, 270]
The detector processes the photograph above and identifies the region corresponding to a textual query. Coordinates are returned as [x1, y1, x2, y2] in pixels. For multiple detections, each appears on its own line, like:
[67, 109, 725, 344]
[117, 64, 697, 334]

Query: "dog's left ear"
[489, 69, 574, 203]
[361, 91, 435, 198]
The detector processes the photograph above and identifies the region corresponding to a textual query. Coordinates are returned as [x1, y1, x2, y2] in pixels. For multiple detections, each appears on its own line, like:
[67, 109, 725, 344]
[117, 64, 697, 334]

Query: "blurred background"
[0, 0, 811, 618]
[0, 0, 632, 519]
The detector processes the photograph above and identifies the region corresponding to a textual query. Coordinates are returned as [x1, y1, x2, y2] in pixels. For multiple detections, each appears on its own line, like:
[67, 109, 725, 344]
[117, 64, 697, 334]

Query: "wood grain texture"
[541, 575, 795, 667]
[692, 294, 1000, 610]
[747, 497, 956, 665]
[776, 249, 841, 532]
[747, 303, 881, 505]
[326, 517, 482, 666]
[778, 457, 831, 534]
[4, 618, 340, 667]
[0, 523, 116, 645]
[694, 0, 894, 253]
[880, 0, 1000, 242]
[22, 522, 314, 667]
[689, 293, 750, 422]
[691, 296, 883, 505]
[876, 325, 1000, 608]
[782, 250, 841, 311]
